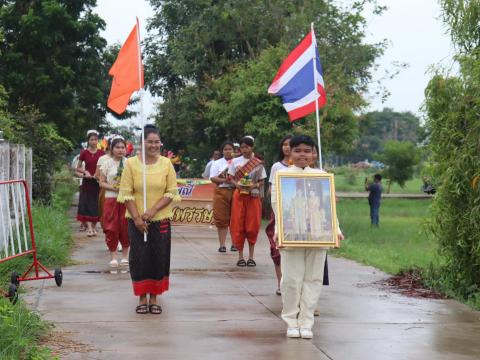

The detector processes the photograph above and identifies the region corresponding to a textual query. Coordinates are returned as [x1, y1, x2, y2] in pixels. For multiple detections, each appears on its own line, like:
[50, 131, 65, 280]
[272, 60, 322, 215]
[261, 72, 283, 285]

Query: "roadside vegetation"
[334, 199, 436, 274]
[0, 168, 76, 359]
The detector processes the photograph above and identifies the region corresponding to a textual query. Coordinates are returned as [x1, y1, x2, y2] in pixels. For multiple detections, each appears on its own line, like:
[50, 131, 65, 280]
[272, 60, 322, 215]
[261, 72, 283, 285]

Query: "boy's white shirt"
[271, 165, 342, 238]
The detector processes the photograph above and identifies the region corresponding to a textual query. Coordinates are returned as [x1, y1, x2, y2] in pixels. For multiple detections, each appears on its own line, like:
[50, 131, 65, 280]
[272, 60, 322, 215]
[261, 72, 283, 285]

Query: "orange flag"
[107, 20, 144, 115]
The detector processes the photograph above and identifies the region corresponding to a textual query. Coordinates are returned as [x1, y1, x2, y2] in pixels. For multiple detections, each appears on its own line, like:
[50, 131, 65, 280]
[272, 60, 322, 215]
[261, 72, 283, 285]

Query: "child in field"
[272, 135, 344, 339]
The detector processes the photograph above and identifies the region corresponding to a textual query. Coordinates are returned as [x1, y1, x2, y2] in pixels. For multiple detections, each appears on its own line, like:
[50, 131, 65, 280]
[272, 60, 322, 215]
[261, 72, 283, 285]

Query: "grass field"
[328, 165, 424, 193]
[332, 198, 438, 274]
[333, 173, 424, 194]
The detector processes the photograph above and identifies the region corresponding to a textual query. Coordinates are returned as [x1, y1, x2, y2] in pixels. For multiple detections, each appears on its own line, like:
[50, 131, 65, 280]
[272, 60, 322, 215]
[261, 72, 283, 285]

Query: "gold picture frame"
[275, 172, 339, 248]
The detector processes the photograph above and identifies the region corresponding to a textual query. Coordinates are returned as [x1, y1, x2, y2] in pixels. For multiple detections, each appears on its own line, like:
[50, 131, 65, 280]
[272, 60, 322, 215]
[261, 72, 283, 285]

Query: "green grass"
[329, 166, 424, 193]
[0, 181, 76, 287]
[332, 198, 438, 274]
[0, 298, 56, 360]
[0, 171, 76, 360]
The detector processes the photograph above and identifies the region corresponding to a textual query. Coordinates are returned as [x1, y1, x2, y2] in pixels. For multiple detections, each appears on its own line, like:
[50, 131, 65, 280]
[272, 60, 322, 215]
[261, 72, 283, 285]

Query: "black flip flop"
[136, 304, 148, 314]
[218, 246, 227, 253]
[246, 259, 256, 267]
[149, 304, 162, 314]
[230, 245, 238, 252]
[236, 259, 247, 267]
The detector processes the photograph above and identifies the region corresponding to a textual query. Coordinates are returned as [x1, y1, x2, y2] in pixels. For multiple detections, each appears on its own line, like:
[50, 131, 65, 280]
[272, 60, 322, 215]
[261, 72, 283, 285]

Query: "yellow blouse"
[117, 156, 181, 221]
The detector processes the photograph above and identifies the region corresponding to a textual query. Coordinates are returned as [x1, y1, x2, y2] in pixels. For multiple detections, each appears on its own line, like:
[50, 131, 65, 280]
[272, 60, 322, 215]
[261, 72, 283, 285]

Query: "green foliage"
[349, 108, 425, 162]
[0, 298, 55, 360]
[0, 175, 73, 359]
[0, 170, 75, 287]
[0, 0, 108, 144]
[146, 0, 385, 166]
[379, 141, 420, 188]
[2, 106, 73, 202]
[423, 0, 480, 304]
[440, 0, 480, 54]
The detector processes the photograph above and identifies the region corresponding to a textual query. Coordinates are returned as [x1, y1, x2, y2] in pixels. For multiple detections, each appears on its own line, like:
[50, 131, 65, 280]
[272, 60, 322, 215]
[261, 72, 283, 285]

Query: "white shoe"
[109, 259, 119, 268]
[120, 258, 129, 266]
[286, 327, 301, 338]
[117, 244, 123, 252]
[300, 328, 313, 339]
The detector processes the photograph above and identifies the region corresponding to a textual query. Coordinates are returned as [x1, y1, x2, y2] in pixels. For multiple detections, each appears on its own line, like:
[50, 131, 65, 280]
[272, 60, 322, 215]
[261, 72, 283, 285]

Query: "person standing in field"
[76, 130, 104, 237]
[365, 174, 382, 226]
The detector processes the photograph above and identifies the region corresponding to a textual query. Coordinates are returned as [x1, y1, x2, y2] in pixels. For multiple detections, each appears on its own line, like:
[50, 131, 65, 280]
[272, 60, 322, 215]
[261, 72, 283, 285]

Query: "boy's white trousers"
[280, 248, 327, 329]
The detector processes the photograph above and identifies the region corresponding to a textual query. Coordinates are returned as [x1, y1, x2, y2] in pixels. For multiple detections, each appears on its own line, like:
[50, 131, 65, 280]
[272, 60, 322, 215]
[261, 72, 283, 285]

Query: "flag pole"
[311, 22, 323, 170]
[136, 17, 147, 242]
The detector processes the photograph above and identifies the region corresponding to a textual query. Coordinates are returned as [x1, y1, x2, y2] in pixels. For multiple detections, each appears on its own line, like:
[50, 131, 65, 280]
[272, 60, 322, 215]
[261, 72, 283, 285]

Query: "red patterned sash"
[233, 157, 263, 182]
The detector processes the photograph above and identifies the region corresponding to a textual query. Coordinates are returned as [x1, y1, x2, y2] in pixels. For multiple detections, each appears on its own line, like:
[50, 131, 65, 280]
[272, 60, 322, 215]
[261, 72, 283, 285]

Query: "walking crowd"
[74, 126, 343, 339]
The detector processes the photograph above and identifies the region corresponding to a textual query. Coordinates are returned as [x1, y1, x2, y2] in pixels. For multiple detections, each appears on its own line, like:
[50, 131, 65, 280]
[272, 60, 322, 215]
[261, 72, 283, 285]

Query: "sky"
[95, 0, 456, 127]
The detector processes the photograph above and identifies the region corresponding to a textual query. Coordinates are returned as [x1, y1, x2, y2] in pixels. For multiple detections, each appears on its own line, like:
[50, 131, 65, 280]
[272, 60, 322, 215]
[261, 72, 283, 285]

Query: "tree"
[146, 0, 386, 170]
[349, 108, 425, 162]
[0, 0, 107, 144]
[1, 104, 72, 202]
[423, 0, 480, 304]
[378, 141, 420, 193]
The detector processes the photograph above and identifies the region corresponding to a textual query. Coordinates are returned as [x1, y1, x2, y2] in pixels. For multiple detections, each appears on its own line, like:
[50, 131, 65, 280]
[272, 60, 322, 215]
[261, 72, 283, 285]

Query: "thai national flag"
[268, 30, 327, 122]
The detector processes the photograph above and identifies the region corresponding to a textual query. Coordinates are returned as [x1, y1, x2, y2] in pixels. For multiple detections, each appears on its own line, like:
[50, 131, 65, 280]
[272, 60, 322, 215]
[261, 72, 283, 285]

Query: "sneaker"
[286, 327, 301, 338]
[314, 309, 320, 317]
[117, 244, 123, 253]
[109, 259, 119, 268]
[300, 328, 313, 339]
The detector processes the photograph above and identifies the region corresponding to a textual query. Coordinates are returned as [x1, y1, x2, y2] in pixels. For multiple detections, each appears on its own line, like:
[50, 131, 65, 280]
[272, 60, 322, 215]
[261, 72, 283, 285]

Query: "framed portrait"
[275, 172, 338, 248]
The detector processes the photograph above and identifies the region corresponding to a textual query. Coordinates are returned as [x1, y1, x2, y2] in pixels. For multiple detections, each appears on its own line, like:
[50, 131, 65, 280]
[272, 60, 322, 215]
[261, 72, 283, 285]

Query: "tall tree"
[145, 0, 385, 169]
[0, 0, 107, 143]
[424, 0, 480, 304]
[349, 108, 425, 162]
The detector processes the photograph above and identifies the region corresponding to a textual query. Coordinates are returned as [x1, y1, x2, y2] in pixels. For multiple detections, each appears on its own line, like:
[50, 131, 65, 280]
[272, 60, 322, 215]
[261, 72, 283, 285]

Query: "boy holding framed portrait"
[272, 135, 344, 339]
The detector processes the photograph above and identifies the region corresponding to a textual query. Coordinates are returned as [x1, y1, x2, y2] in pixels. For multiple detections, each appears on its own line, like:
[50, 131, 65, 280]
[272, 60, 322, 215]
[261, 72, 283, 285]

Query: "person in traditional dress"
[265, 135, 292, 295]
[209, 141, 236, 252]
[271, 135, 344, 340]
[75, 130, 104, 237]
[95, 136, 112, 228]
[228, 136, 266, 267]
[99, 136, 130, 268]
[118, 126, 180, 315]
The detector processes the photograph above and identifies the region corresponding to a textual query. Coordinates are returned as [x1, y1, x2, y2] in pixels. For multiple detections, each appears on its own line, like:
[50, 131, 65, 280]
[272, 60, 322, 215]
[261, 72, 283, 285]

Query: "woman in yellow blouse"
[118, 126, 180, 315]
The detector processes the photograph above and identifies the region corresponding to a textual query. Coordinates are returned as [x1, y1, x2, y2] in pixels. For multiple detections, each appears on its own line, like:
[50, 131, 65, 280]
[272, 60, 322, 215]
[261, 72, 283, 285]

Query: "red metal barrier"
[0, 180, 62, 302]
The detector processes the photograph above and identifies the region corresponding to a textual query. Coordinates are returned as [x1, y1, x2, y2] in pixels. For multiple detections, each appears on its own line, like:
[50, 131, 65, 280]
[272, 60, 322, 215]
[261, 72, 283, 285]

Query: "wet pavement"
[24, 220, 480, 359]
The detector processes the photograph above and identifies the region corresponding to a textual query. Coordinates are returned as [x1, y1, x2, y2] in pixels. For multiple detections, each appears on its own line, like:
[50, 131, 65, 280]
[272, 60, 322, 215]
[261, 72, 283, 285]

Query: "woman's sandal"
[135, 304, 148, 314]
[246, 259, 256, 267]
[236, 259, 247, 267]
[218, 246, 227, 253]
[149, 304, 162, 314]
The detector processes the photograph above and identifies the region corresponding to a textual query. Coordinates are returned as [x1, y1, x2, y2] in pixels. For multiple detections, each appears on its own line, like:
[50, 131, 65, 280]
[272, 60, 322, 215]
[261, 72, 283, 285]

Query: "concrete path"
[24, 217, 480, 359]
